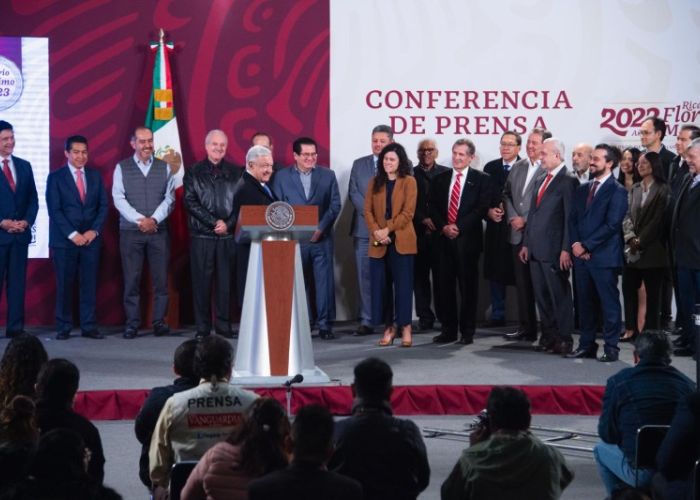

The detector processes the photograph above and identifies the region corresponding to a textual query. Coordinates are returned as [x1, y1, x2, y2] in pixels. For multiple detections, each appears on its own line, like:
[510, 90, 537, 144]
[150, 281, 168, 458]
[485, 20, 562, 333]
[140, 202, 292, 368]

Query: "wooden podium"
[231, 204, 330, 384]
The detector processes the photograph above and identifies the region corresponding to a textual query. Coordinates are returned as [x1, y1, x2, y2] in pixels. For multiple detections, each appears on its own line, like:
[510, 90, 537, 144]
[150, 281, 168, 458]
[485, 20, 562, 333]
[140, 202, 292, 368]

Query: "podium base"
[230, 366, 332, 386]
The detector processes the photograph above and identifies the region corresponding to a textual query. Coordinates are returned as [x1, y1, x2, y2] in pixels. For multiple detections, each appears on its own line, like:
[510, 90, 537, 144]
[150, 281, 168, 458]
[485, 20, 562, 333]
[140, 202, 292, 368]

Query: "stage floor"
[10, 321, 697, 415]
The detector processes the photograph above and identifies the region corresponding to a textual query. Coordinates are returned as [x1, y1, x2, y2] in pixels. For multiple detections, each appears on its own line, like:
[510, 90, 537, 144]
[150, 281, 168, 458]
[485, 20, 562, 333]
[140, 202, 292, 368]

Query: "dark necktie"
[586, 180, 600, 207]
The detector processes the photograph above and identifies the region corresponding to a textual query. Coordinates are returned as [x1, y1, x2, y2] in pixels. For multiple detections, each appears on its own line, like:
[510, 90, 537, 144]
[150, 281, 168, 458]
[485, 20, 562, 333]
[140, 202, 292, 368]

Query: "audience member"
[621, 152, 670, 341]
[568, 143, 628, 362]
[441, 386, 573, 500]
[182, 397, 290, 500]
[149, 334, 258, 490]
[0, 395, 38, 494]
[502, 128, 549, 342]
[594, 332, 695, 495]
[134, 339, 198, 489]
[364, 142, 417, 347]
[0, 333, 48, 408]
[272, 137, 341, 340]
[35, 358, 105, 485]
[412, 138, 448, 331]
[653, 391, 700, 500]
[183, 129, 242, 338]
[0, 120, 39, 339]
[348, 125, 394, 337]
[329, 358, 429, 500]
[519, 137, 576, 354]
[483, 131, 521, 328]
[112, 126, 175, 339]
[429, 138, 490, 345]
[249, 404, 362, 500]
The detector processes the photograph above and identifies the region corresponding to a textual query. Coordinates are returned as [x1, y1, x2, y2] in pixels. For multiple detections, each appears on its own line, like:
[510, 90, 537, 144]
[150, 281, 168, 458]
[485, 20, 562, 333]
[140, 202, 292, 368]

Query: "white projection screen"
[0, 37, 49, 258]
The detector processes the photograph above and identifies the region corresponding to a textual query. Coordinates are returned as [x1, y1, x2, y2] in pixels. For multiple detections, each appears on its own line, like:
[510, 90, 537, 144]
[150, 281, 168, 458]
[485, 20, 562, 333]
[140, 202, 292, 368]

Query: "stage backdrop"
[0, 0, 329, 326]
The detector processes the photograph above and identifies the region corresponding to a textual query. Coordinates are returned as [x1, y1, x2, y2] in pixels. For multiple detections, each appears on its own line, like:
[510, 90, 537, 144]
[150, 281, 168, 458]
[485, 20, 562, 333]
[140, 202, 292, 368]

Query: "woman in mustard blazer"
[364, 143, 417, 347]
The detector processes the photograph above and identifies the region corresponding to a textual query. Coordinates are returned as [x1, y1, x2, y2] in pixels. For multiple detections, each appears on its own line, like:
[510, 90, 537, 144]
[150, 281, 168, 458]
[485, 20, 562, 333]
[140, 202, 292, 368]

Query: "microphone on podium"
[284, 374, 304, 387]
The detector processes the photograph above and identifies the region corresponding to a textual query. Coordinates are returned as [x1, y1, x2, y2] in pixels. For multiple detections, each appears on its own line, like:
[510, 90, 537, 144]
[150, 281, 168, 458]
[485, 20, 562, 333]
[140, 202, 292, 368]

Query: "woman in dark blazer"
[364, 143, 417, 347]
[620, 151, 670, 340]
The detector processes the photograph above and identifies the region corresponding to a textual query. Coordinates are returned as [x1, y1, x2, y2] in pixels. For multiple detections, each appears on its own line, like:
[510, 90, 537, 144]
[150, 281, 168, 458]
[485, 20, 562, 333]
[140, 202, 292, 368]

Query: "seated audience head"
[633, 331, 672, 366]
[637, 151, 666, 183]
[0, 395, 38, 445]
[486, 386, 531, 433]
[291, 404, 334, 465]
[173, 339, 198, 380]
[352, 357, 393, 403]
[35, 359, 80, 409]
[227, 397, 290, 475]
[29, 428, 90, 486]
[194, 334, 233, 384]
[0, 334, 49, 407]
[610, 487, 652, 500]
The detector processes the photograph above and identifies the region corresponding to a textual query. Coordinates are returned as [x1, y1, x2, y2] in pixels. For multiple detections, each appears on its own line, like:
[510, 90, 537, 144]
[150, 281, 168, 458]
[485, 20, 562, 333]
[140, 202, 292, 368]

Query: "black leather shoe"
[534, 338, 556, 352]
[319, 329, 335, 340]
[56, 331, 70, 340]
[153, 323, 170, 337]
[673, 347, 695, 357]
[353, 325, 373, 337]
[457, 336, 473, 345]
[598, 352, 619, 362]
[672, 336, 688, 348]
[123, 328, 137, 339]
[554, 340, 574, 356]
[482, 319, 506, 328]
[505, 330, 537, 341]
[566, 346, 598, 359]
[432, 332, 457, 343]
[82, 329, 104, 340]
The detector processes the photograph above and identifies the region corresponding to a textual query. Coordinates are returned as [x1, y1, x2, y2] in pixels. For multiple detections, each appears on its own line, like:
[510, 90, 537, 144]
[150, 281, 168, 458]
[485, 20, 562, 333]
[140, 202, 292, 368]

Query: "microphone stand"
[284, 374, 304, 417]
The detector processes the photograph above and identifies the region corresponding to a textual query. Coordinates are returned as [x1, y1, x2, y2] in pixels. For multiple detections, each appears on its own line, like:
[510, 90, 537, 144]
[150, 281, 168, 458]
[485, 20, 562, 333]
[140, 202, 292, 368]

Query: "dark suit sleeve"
[560, 177, 575, 253]
[656, 393, 700, 480]
[348, 159, 366, 214]
[23, 162, 39, 225]
[46, 172, 76, 239]
[455, 173, 490, 234]
[581, 185, 628, 253]
[92, 172, 108, 233]
[568, 187, 583, 249]
[429, 176, 447, 231]
[318, 171, 341, 233]
[636, 185, 670, 250]
[183, 168, 217, 229]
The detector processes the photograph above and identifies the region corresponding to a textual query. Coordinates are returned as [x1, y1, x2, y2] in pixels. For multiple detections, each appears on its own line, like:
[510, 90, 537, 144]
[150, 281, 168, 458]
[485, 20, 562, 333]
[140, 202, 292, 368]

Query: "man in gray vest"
[113, 126, 175, 339]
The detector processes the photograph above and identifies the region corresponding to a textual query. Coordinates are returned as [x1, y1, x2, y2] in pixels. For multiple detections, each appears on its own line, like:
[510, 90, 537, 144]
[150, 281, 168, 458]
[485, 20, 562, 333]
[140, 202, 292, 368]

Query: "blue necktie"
[263, 184, 273, 198]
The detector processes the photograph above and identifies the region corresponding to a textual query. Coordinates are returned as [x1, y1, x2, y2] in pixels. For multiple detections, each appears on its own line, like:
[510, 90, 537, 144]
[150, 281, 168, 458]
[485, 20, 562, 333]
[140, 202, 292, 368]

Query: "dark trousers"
[529, 257, 573, 344]
[511, 243, 538, 336]
[676, 266, 700, 353]
[52, 242, 101, 333]
[370, 247, 414, 327]
[413, 232, 441, 324]
[575, 264, 622, 354]
[0, 240, 28, 333]
[119, 230, 169, 329]
[660, 271, 673, 324]
[622, 266, 664, 331]
[438, 239, 479, 339]
[191, 237, 234, 335]
[300, 238, 335, 330]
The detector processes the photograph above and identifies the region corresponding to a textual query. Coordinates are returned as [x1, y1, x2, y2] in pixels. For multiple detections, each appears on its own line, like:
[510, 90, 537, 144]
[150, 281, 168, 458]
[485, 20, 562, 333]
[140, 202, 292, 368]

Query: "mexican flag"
[145, 29, 188, 327]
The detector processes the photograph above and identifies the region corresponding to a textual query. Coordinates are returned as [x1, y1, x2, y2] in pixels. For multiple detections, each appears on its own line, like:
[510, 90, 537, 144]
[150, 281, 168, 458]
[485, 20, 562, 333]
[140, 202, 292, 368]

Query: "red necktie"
[586, 180, 600, 207]
[535, 174, 553, 207]
[2, 159, 15, 192]
[447, 172, 462, 224]
[76, 169, 86, 203]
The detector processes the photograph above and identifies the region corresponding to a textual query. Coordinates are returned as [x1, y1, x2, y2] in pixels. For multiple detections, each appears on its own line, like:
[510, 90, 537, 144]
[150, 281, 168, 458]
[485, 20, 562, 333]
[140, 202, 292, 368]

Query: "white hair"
[543, 137, 565, 159]
[204, 129, 227, 145]
[246, 144, 272, 165]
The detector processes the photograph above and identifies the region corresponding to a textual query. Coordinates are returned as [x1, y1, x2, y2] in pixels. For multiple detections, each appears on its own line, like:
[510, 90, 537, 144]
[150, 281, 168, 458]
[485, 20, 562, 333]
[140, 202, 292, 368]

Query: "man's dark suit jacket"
[46, 165, 108, 247]
[428, 167, 490, 254]
[656, 144, 678, 181]
[0, 155, 38, 246]
[232, 170, 276, 225]
[569, 176, 628, 268]
[523, 168, 577, 263]
[248, 461, 363, 500]
[671, 174, 700, 269]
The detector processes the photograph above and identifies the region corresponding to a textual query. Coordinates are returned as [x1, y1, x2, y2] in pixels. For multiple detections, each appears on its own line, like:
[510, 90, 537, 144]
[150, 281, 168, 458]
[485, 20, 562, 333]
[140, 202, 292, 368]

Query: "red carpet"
[74, 384, 605, 420]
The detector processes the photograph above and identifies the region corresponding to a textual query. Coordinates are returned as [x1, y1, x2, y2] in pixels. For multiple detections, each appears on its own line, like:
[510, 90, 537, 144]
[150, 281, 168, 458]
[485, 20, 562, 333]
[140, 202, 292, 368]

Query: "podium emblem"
[265, 201, 295, 230]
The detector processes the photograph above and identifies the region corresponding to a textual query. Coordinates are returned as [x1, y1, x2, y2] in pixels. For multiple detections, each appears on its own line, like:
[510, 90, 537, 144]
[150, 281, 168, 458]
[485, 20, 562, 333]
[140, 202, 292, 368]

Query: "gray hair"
[453, 138, 476, 156]
[633, 331, 672, 365]
[205, 129, 227, 145]
[246, 144, 272, 165]
[687, 138, 700, 152]
[371, 124, 393, 139]
[543, 137, 565, 159]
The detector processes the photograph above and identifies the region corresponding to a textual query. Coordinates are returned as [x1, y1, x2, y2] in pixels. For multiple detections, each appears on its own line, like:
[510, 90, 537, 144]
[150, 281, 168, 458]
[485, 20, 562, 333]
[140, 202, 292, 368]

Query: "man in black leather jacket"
[183, 129, 242, 338]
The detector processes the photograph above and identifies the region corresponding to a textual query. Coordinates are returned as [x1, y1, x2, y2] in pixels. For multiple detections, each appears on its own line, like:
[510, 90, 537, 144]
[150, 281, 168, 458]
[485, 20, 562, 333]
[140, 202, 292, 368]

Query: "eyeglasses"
[418, 148, 436, 153]
[500, 142, 518, 147]
[298, 152, 318, 158]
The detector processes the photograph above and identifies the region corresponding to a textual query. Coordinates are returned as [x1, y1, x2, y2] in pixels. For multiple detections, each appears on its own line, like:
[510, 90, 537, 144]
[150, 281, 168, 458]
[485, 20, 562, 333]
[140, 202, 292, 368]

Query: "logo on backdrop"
[365, 89, 573, 136]
[599, 100, 700, 137]
[0, 56, 23, 111]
